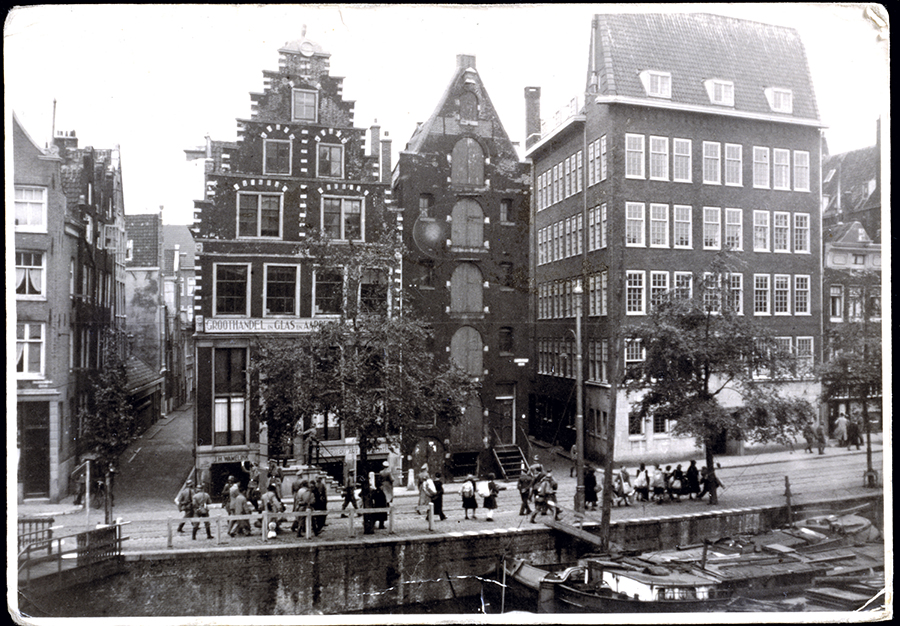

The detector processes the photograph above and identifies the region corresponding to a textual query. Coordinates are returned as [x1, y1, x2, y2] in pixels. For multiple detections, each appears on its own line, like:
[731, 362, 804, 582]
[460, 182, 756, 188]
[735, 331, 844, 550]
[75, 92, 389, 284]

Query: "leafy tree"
[251, 314, 478, 466]
[623, 269, 815, 502]
[78, 330, 136, 471]
[819, 270, 882, 484]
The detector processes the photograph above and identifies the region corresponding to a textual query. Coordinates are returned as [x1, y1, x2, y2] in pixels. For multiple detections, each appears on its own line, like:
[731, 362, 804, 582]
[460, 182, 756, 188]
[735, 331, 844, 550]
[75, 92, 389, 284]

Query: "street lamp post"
[573, 279, 585, 514]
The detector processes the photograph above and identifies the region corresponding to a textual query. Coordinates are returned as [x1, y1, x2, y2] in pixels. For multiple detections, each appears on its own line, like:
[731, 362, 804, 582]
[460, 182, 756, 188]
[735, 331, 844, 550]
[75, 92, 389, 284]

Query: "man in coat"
[191, 485, 214, 540]
[175, 479, 196, 533]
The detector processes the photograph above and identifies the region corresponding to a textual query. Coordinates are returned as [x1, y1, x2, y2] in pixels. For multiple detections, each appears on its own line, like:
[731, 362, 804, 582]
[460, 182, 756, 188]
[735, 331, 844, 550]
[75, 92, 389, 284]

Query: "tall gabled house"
[189, 32, 396, 495]
[526, 13, 824, 463]
[394, 55, 532, 477]
[14, 115, 127, 502]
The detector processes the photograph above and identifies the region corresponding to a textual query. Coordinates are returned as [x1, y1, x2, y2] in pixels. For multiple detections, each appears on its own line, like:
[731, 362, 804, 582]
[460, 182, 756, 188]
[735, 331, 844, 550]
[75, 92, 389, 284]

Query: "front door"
[18, 402, 50, 498]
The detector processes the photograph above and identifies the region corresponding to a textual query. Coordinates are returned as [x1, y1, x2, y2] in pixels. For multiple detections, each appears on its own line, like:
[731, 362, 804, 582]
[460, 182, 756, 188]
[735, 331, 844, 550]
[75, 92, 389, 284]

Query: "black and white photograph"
[7, 3, 890, 623]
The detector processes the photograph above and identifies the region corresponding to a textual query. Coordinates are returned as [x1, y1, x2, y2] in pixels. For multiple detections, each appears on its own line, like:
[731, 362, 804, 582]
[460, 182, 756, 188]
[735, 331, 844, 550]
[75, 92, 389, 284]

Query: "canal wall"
[30, 493, 882, 616]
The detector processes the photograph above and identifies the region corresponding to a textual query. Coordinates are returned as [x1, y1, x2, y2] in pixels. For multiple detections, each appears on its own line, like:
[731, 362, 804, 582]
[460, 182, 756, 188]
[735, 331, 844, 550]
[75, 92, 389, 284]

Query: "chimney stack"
[381, 133, 392, 184]
[456, 54, 476, 70]
[369, 122, 381, 158]
[524, 87, 542, 149]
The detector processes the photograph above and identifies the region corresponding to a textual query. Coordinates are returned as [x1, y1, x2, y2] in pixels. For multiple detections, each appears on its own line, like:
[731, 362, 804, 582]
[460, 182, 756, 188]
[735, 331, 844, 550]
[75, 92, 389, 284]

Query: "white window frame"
[705, 79, 735, 106]
[765, 87, 793, 114]
[796, 337, 814, 378]
[773, 148, 791, 190]
[673, 139, 692, 183]
[625, 133, 645, 179]
[263, 264, 300, 317]
[793, 213, 810, 253]
[625, 202, 645, 247]
[321, 196, 365, 241]
[263, 138, 292, 175]
[14, 186, 48, 233]
[600, 203, 607, 249]
[794, 275, 810, 315]
[753, 147, 770, 189]
[291, 89, 318, 122]
[754, 274, 771, 316]
[793, 151, 810, 192]
[724, 143, 742, 186]
[725, 208, 743, 251]
[650, 270, 669, 309]
[641, 70, 672, 98]
[829, 285, 844, 321]
[213, 262, 252, 317]
[773, 274, 791, 315]
[753, 210, 770, 252]
[600, 135, 608, 181]
[673, 204, 692, 249]
[317, 142, 345, 179]
[703, 141, 721, 185]
[15, 251, 46, 300]
[576, 150, 583, 193]
[313, 267, 345, 317]
[588, 141, 596, 187]
[728, 273, 744, 315]
[16, 322, 45, 378]
[625, 271, 646, 315]
[703, 206, 721, 250]
[649, 203, 669, 248]
[237, 192, 284, 238]
[649, 136, 669, 181]
[674, 272, 693, 300]
[772, 212, 791, 253]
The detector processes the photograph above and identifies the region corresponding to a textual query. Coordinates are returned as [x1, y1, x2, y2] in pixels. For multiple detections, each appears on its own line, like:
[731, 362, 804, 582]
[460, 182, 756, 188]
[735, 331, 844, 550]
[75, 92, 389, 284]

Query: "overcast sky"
[5, 4, 889, 225]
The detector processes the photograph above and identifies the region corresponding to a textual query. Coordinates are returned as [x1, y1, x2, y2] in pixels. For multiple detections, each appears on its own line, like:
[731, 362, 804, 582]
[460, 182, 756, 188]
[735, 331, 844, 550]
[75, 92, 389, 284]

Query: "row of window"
[637, 71, 793, 114]
[16, 323, 105, 379]
[539, 204, 811, 264]
[624, 271, 812, 316]
[625, 204, 811, 253]
[16, 251, 116, 309]
[213, 264, 387, 317]
[261, 139, 347, 178]
[829, 285, 882, 321]
[234, 192, 365, 241]
[625, 135, 810, 190]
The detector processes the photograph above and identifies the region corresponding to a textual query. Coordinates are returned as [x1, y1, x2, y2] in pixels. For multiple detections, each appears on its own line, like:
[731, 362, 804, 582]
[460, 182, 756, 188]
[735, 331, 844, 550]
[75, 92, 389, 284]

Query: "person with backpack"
[175, 479, 196, 533]
[517, 470, 534, 516]
[432, 471, 447, 521]
[461, 474, 478, 519]
[191, 485, 214, 540]
[530, 470, 559, 522]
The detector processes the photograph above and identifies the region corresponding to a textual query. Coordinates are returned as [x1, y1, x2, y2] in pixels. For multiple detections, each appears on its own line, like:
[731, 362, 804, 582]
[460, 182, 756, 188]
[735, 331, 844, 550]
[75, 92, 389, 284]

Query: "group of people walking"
[803, 414, 863, 455]
[628, 461, 724, 505]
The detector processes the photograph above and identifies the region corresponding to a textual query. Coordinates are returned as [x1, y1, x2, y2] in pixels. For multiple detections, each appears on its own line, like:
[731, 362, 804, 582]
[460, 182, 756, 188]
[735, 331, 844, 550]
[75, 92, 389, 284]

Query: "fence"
[17, 517, 61, 554]
[165, 504, 442, 548]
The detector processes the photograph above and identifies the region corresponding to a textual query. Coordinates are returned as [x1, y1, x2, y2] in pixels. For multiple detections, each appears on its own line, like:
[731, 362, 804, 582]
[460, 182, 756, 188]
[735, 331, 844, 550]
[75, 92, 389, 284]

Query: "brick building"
[14, 115, 127, 502]
[525, 13, 824, 464]
[821, 121, 882, 243]
[394, 55, 532, 476]
[161, 224, 197, 408]
[189, 33, 396, 494]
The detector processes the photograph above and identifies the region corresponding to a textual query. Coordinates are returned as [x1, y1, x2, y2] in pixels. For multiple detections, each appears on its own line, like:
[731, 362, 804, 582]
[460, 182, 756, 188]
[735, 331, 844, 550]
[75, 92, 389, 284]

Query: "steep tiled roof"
[823, 145, 878, 211]
[126, 355, 162, 393]
[590, 13, 819, 121]
[825, 221, 874, 247]
[125, 214, 162, 268]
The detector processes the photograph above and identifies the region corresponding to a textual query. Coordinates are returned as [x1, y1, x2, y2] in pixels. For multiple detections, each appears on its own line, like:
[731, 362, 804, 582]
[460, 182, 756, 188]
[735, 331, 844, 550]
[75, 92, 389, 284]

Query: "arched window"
[459, 92, 478, 121]
[450, 326, 483, 377]
[451, 138, 484, 187]
[450, 263, 483, 314]
[450, 199, 484, 248]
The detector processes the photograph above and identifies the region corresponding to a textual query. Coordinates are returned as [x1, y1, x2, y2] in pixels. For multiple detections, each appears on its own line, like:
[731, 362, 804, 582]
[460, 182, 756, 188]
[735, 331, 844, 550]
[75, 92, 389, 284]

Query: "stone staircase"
[492, 444, 528, 480]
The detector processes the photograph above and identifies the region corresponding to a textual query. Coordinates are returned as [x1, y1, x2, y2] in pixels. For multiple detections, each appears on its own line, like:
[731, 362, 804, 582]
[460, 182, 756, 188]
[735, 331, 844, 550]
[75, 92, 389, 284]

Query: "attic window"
[639, 71, 671, 99]
[704, 79, 734, 106]
[764, 88, 793, 114]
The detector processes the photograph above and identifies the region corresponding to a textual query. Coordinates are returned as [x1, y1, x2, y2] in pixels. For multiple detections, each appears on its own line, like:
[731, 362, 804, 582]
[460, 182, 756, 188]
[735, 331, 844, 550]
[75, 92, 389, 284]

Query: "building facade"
[162, 224, 198, 409]
[822, 221, 882, 429]
[190, 34, 396, 495]
[526, 13, 824, 464]
[821, 123, 881, 243]
[14, 116, 127, 502]
[394, 55, 532, 476]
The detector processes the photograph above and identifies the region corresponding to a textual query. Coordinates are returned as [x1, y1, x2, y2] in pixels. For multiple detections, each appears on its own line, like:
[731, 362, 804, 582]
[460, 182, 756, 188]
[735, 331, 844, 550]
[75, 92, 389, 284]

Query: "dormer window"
[765, 87, 793, 114]
[704, 79, 734, 106]
[639, 70, 672, 99]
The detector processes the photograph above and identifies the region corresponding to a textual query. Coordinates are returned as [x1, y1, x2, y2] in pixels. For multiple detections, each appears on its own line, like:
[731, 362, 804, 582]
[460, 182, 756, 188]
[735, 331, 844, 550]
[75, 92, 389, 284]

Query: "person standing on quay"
[432, 471, 447, 521]
[312, 476, 328, 535]
[803, 421, 816, 453]
[848, 414, 862, 450]
[191, 484, 214, 540]
[584, 466, 598, 510]
[816, 422, 828, 455]
[341, 471, 358, 517]
[482, 473, 503, 521]
[379, 461, 394, 508]
[834, 413, 850, 447]
[416, 464, 431, 515]
[175, 479, 195, 533]
[517, 470, 534, 516]
[461, 474, 478, 519]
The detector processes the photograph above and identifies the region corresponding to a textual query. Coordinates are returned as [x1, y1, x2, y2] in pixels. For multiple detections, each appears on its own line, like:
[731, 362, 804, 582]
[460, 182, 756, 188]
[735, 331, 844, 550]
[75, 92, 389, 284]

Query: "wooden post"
[348, 506, 356, 537]
[305, 510, 312, 540]
[262, 510, 269, 542]
[388, 505, 394, 534]
[784, 476, 793, 526]
[215, 517, 221, 545]
[427, 502, 434, 531]
[167, 519, 173, 549]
